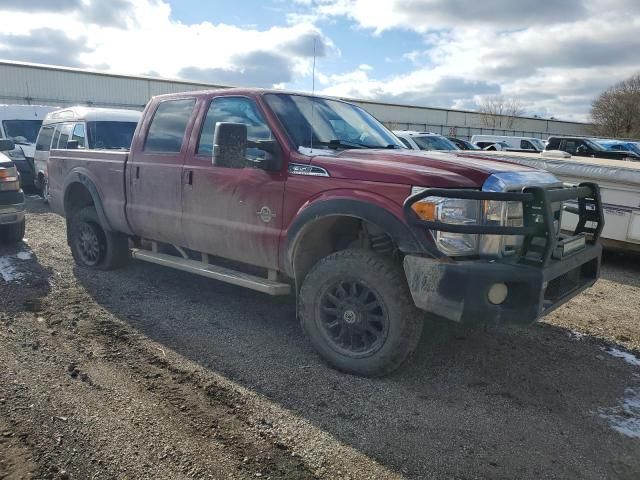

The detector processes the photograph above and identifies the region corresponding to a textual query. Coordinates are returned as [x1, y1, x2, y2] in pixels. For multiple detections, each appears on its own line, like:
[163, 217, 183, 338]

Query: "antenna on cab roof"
[309, 37, 316, 153]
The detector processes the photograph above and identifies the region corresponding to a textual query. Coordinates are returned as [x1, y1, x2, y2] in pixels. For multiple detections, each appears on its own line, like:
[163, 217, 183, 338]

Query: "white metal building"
[0, 60, 590, 139]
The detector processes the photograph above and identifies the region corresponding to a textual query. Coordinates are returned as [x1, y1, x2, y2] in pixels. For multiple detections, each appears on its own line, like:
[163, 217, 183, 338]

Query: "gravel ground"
[1, 197, 639, 480]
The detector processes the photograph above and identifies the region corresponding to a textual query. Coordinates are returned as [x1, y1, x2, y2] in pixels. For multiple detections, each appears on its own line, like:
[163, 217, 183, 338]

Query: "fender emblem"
[257, 206, 275, 223]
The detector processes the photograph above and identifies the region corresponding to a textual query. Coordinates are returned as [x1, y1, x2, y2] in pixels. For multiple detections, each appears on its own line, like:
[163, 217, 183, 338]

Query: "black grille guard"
[403, 182, 604, 266]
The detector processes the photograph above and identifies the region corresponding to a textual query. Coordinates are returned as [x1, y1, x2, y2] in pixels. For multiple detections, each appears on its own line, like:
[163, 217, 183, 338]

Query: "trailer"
[468, 150, 640, 252]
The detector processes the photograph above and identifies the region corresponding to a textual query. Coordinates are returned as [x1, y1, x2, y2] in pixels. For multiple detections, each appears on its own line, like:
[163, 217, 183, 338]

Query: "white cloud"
[0, 0, 333, 88]
[297, 0, 640, 120]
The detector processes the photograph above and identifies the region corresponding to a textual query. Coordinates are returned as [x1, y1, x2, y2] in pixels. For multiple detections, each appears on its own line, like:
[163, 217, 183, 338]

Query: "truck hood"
[309, 149, 542, 188]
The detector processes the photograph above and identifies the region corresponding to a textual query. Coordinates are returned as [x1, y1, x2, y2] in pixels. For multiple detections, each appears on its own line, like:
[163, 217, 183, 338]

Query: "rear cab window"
[144, 99, 196, 153]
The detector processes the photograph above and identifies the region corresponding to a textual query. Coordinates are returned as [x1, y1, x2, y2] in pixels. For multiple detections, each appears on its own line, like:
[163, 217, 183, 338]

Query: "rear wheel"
[299, 249, 424, 377]
[0, 219, 25, 244]
[68, 206, 128, 270]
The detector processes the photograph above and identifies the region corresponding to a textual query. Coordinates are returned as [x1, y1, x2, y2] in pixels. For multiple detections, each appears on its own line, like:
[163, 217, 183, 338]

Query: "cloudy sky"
[0, 0, 639, 121]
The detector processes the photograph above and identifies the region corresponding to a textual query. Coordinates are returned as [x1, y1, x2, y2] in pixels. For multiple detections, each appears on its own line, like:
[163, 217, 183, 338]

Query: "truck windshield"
[412, 135, 458, 151]
[264, 93, 404, 150]
[87, 121, 137, 150]
[2, 120, 43, 144]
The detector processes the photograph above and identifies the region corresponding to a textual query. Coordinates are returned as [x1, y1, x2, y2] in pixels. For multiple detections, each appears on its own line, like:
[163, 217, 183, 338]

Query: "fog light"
[488, 283, 508, 305]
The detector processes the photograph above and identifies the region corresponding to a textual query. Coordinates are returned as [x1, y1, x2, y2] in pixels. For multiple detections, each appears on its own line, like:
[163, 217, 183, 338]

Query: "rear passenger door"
[126, 98, 196, 245]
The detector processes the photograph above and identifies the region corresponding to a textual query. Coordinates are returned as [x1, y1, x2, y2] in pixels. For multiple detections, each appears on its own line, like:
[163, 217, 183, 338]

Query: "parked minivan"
[0, 105, 59, 189]
[34, 107, 141, 195]
[470, 135, 545, 152]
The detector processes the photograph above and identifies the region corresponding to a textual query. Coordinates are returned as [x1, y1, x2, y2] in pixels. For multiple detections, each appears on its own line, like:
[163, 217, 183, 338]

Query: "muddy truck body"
[47, 89, 604, 376]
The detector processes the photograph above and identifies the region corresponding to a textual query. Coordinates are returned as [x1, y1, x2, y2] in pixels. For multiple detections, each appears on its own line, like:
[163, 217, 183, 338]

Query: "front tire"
[0, 219, 25, 244]
[68, 206, 128, 270]
[299, 249, 424, 377]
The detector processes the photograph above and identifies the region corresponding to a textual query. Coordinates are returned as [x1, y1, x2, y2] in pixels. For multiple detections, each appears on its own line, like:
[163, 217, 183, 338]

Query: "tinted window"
[87, 121, 137, 150]
[520, 140, 535, 149]
[35, 126, 55, 152]
[198, 97, 274, 163]
[412, 135, 458, 151]
[144, 99, 195, 153]
[397, 137, 412, 149]
[57, 123, 73, 148]
[2, 120, 43, 143]
[51, 125, 61, 148]
[72, 123, 86, 148]
[564, 141, 577, 153]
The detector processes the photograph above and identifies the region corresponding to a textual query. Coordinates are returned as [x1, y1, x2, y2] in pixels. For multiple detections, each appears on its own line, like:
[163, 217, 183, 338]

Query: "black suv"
[545, 136, 640, 160]
[0, 140, 26, 243]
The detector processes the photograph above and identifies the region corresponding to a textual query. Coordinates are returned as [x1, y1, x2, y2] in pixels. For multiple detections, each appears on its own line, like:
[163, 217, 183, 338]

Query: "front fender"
[285, 192, 440, 277]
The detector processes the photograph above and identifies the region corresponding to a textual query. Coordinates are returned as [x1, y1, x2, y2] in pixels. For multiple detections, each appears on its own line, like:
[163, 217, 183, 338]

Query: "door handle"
[185, 170, 193, 186]
[135, 166, 140, 179]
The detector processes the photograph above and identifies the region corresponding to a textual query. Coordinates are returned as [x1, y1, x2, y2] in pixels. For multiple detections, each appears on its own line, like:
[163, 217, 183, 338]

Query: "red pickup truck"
[48, 89, 604, 376]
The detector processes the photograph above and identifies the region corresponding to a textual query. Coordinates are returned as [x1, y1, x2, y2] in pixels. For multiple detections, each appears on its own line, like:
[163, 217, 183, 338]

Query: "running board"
[130, 248, 291, 296]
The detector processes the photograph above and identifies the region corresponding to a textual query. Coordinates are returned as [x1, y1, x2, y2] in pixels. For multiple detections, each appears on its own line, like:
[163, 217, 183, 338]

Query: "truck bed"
[48, 149, 131, 235]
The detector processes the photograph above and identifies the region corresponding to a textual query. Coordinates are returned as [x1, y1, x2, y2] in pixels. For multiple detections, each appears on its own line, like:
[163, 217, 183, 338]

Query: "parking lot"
[1, 197, 640, 479]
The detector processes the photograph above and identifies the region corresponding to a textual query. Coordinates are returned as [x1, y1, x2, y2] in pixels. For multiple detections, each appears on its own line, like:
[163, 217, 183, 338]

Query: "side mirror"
[213, 122, 247, 169]
[67, 140, 79, 150]
[0, 139, 15, 151]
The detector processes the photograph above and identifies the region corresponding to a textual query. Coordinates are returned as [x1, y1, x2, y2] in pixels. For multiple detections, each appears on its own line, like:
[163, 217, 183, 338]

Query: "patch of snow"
[568, 331, 586, 340]
[0, 256, 22, 282]
[16, 251, 32, 260]
[599, 388, 640, 439]
[604, 347, 640, 368]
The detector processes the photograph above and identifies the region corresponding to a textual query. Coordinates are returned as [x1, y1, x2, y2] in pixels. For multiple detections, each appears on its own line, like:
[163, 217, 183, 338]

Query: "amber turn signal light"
[411, 201, 437, 221]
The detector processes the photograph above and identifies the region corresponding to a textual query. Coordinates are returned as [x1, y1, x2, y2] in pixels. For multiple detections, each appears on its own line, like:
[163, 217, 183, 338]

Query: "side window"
[564, 141, 577, 153]
[57, 123, 73, 148]
[197, 97, 273, 159]
[520, 140, 534, 149]
[71, 123, 87, 148]
[51, 125, 62, 149]
[397, 137, 412, 149]
[144, 99, 196, 153]
[35, 126, 55, 152]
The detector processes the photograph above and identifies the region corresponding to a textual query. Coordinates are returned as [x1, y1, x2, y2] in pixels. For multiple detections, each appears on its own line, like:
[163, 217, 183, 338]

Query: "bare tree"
[477, 95, 524, 129]
[591, 74, 640, 138]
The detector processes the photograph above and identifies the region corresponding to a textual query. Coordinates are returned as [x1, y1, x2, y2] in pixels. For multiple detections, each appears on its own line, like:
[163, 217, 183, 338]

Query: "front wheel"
[0, 219, 25, 244]
[299, 249, 424, 377]
[68, 206, 128, 270]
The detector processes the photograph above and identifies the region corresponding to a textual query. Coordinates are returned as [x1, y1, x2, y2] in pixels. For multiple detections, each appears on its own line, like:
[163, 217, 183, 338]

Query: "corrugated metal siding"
[0, 61, 591, 137]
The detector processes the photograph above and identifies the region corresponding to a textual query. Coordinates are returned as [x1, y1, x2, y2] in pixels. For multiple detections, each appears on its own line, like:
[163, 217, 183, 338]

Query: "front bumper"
[0, 190, 26, 226]
[404, 243, 601, 324]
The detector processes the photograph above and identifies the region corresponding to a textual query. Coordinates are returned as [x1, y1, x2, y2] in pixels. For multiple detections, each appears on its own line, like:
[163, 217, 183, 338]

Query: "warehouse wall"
[0, 60, 591, 138]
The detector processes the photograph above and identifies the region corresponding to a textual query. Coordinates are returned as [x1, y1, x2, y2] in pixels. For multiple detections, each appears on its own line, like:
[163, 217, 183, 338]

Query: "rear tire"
[299, 249, 423, 377]
[0, 219, 25, 244]
[68, 206, 128, 270]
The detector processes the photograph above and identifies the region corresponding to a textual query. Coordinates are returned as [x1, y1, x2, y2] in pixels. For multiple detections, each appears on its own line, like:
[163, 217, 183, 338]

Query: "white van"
[0, 105, 59, 189]
[34, 107, 141, 194]
[393, 130, 459, 151]
[470, 135, 545, 152]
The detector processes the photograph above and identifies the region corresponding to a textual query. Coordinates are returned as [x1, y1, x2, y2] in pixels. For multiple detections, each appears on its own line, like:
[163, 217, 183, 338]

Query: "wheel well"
[291, 216, 397, 289]
[64, 182, 95, 218]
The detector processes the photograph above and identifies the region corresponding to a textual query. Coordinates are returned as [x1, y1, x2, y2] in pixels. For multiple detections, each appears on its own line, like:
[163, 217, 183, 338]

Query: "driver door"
[181, 96, 286, 270]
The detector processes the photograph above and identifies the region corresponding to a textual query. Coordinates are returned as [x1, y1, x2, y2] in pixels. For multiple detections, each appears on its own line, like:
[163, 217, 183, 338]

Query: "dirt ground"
[1, 197, 640, 480]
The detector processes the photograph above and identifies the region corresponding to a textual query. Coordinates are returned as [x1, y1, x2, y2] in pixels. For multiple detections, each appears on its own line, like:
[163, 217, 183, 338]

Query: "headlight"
[410, 187, 480, 256]
[6, 148, 26, 161]
[410, 186, 524, 257]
